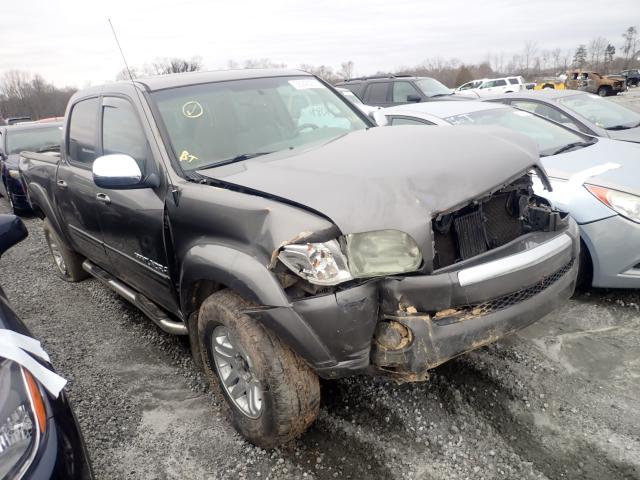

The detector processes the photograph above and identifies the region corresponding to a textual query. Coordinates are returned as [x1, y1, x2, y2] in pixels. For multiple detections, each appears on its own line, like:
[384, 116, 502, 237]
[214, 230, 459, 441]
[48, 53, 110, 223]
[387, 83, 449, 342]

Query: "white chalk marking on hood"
[0, 329, 67, 397]
[554, 162, 621, 204]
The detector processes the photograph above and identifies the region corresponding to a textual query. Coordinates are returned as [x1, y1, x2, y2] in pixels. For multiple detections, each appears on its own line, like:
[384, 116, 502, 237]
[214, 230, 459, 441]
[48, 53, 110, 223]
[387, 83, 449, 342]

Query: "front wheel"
[198, 289, 320, 448]
[597, 86, 610, 97]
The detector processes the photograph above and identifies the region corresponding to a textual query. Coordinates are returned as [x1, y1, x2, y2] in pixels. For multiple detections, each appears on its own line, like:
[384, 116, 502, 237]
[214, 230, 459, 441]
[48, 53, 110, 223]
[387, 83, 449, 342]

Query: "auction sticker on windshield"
[288, 79, 323, 90]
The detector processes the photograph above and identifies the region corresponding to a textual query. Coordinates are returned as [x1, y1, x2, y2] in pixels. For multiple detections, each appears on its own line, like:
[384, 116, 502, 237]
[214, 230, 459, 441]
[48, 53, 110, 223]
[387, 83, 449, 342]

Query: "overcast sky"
[0, 0, 637, 87]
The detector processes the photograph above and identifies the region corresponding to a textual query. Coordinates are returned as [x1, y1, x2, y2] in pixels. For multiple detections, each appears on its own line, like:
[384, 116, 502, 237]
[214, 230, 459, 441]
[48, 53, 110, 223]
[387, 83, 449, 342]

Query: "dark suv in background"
[336, 75, 457, 107]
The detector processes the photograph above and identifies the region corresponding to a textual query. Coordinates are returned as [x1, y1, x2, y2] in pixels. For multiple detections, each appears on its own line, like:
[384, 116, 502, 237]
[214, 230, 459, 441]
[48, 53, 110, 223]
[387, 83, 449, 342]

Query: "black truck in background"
[19, 69, 579, 447]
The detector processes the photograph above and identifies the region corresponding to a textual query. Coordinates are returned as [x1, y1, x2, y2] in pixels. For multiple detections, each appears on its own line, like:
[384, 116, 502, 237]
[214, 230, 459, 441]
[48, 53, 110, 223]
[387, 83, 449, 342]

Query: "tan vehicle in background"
[565, 70, 626, 97]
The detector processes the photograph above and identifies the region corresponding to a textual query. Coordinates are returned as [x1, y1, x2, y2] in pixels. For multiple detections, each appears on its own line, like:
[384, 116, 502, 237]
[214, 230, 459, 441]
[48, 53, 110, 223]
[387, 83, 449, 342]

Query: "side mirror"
[93, 154, 147, 189]
[0, 214, 27, 256]
[406, 94, 422, 103]
[369, 109, 388, 126]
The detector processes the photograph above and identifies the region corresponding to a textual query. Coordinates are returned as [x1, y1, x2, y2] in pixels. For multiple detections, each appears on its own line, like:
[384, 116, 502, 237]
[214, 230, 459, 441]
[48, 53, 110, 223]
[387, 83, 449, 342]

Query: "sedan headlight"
[278, 230, 422, 285]
[586, 185, 640, 223]
[8, 169, 20, 180]
[0, 360, 46, 479]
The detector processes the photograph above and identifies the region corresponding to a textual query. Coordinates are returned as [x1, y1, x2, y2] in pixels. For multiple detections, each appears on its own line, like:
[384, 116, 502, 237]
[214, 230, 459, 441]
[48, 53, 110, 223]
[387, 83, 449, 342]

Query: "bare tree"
[148, 56, 203, 75]
[523, 42, 538, 75]
[338, 61, 355, 80]
[0, 70, 75, 120]
[243, 58, 286, 69]
[551, 48, 562, 72]
[588, 37, 608, 70]
[622, 26, 638, 68]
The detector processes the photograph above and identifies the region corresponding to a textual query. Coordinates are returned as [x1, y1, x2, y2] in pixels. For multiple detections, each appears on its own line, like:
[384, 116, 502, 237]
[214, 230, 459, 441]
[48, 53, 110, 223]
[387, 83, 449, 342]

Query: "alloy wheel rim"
[47, 235, 67, 275]
[211, 325, 263, 419]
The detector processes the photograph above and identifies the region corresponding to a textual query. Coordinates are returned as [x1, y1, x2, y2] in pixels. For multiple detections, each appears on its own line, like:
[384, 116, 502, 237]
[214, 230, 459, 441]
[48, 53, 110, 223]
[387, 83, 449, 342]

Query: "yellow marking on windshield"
[179, 150, 199, 163]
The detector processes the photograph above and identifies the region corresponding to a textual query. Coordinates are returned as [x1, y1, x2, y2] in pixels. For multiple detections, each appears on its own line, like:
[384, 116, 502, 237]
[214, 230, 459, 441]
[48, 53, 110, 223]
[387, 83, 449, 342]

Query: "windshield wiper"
[195, 152, 273, 171]
[606, 120, 640, 130]
[547, 140, 595, 156]
[37, 144, 60, 153]
[429, 93, 453, 98]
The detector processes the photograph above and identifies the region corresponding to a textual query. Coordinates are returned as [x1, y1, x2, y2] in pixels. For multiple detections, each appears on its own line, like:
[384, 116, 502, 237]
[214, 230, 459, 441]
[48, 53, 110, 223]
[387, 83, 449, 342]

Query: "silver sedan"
[381, 100, 640, 289]
[483, 90, 640, 143]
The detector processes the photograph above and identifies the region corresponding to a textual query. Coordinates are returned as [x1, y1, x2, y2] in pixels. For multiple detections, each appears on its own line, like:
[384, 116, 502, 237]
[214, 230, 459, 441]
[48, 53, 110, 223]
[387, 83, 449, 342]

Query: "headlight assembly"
[586, 185, 640, 223]
[8, 169, 20, 180]
[278, 240, 353, 286]
[0, 360, 46, 479]
[345, 230, 422, 277]
[278, 230, 422, 285]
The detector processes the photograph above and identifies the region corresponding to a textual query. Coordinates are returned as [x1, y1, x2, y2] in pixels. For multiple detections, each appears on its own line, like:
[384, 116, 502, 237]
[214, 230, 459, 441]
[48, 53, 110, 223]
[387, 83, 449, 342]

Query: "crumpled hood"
[199, 126, 543, 246]
[607, 126, 640, 143]
[542, 138, 640, 196]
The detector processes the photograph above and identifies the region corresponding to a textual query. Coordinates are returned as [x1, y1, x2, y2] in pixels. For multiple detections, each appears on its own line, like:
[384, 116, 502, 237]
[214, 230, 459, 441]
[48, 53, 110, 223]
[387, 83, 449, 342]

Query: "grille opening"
[432, 175, 559, 269]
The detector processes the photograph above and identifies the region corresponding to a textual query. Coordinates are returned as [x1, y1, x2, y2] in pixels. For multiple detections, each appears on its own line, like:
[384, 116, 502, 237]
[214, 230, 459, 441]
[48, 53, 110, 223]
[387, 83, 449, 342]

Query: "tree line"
[1, 26, 637, 122]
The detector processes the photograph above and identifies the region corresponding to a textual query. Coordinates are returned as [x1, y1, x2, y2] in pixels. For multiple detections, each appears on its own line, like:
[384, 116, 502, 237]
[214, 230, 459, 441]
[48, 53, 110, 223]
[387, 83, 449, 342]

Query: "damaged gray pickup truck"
[19, 69, 579, 447]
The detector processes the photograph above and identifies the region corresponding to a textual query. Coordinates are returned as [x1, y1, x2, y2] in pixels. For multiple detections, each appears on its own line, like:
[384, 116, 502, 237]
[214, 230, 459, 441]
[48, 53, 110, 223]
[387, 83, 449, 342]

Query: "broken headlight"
[0, 360, 46, 479]
[278, 230, 422, 286]
[345, 230, 422, 278]
[278, 240, 353, 286]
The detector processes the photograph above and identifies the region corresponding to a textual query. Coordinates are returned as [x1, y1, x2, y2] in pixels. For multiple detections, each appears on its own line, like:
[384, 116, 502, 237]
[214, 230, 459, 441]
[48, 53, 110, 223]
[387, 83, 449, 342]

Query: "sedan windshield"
[152, 76, 368, 171]
[445, 107, 590, 156]
[6, 126, 62, 154]
[558, 93, 640, 130]
[415, 78, 453, 97]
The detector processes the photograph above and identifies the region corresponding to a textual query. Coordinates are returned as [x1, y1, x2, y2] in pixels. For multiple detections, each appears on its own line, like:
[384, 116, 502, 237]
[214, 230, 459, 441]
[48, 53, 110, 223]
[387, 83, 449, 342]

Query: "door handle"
[57, 180, 67, 189]
[96, 193, 111, 205]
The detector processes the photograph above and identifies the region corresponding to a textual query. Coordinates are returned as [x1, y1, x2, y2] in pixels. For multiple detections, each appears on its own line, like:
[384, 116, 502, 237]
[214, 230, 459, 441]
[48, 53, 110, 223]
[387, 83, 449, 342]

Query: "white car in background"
[455, 76, 525, 98]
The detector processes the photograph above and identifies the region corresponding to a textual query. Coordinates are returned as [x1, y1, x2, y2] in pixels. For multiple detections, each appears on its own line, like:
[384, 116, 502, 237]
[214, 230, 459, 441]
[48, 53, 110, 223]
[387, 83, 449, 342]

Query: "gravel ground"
[1, 90, 640, 480]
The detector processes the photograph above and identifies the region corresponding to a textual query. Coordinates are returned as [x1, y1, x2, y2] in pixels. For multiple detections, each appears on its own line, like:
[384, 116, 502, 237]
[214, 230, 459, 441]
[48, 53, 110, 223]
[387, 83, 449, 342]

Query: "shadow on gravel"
[437, 358, 640, 480]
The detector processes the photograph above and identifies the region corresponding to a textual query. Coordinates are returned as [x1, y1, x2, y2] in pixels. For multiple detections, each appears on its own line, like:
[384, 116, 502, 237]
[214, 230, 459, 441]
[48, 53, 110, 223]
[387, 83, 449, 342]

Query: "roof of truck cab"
[133, 68, 312, 91]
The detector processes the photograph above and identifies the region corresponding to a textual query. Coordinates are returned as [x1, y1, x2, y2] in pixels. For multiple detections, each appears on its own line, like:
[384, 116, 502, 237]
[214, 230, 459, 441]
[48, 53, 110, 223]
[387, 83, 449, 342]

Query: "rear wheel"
[198, 289, 320, 448]
[43, 218, 88, 282]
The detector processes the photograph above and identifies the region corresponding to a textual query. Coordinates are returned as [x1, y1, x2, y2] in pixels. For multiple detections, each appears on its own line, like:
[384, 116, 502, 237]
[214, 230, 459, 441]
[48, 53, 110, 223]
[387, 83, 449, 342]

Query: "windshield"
[152, 76, 368, 171]
[558, 93, 640, 130]
[6, 126, 62, 154]
[415, 78, 453, 97]
[445, 107, 588, 156]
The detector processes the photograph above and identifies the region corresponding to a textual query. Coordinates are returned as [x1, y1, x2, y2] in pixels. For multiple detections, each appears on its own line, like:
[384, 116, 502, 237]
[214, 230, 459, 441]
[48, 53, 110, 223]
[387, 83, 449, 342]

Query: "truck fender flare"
[179, 244, 290, 315]
[26, 182, 70, 243]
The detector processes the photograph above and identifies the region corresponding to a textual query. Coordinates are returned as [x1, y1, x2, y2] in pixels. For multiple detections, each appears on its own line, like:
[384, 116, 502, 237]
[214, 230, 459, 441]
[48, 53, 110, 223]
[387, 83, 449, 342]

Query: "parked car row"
[1, 67, 639, 463]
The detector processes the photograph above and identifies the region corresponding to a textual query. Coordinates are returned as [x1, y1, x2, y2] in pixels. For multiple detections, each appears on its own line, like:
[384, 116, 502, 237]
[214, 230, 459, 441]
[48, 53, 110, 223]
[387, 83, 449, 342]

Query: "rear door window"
[511, 100, 584, 131]
[363, 82, 390, 104]
[495, 79, 507, 87]
[68, 98, 99, 166]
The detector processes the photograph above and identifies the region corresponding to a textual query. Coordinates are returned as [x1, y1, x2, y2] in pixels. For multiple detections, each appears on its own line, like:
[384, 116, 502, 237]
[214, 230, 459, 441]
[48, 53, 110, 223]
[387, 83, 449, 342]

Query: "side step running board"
[82, 260, 188, 335]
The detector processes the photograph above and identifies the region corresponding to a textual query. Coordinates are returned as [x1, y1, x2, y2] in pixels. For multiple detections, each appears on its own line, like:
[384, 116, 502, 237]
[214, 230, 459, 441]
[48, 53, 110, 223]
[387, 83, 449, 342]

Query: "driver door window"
[102, 97, 149, 172]
[392, 82, 421, 103]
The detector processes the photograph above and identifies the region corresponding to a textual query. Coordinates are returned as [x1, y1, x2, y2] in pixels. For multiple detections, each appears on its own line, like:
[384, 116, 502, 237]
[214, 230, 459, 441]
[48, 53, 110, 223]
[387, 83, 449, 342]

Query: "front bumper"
[258, 222, 579, 381]
[581, 215, 640, 288]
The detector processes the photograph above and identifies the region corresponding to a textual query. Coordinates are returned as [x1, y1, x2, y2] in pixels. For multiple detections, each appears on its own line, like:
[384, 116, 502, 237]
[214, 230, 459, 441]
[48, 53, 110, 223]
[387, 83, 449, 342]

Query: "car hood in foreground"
[198, 126, 544, 241]
[542, 138, 640, 196]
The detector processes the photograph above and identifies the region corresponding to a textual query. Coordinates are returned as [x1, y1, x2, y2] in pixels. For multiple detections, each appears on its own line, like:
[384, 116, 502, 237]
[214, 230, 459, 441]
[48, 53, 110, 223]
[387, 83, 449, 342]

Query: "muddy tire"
[43, 218, 88, 282]
[597, 86, 610, 97]
[198, 289, 320, 448]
